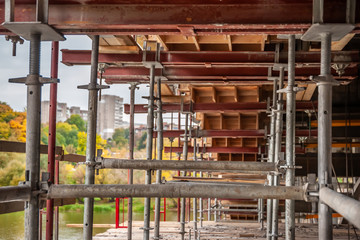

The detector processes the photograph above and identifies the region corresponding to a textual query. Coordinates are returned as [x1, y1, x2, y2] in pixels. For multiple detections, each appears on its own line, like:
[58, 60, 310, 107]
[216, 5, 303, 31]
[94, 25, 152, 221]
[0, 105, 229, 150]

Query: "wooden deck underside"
[94, 221, 360, 240]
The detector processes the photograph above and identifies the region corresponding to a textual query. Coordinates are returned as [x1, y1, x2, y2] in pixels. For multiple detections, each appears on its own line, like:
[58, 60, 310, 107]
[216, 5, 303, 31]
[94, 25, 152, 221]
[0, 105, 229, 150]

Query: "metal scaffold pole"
[272, 66, 284, 240]
[267, 77, 277, 240]
[285, 35, 296, 240]
[45, 41, 59, 240]
[193, 140, 198, 239]
[24, 33, 42, 240]
[83, 35, 100, 240]
[199, 151, 204, 228]
[143, 63, 156, 240]
[317, 32, 333, 240]
[127, 83, 137, 240]
[154, 76, 164, 240]
[180, 113, 189, 240]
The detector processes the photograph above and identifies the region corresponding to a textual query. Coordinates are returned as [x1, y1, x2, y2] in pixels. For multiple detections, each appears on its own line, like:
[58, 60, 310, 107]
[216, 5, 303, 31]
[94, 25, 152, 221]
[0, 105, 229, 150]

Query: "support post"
[192, 141, 198, 239]
[267, 78, 277, 240]
[285, 35, 296, 240]
[199, 152, 204, 228]
[318, 32, 333, 240]
[24, 33, 42, 240]
[127, 83, 137, 240]
[154, 77, 164, 240]
[143, 64, 156, 240]
[272, 66, 285, 240]
[180, 113, 189, 240]
[83, 35, 100, 240]
[45, 41, 59, 240]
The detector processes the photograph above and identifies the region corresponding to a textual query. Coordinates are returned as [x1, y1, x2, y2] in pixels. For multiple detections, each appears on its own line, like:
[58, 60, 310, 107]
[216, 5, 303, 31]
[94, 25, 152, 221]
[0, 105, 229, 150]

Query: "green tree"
[137, 131, 147, 150]
[0, 122, 10, 139]
[112, 128, 129, 147]
[66, 114, 86, 132]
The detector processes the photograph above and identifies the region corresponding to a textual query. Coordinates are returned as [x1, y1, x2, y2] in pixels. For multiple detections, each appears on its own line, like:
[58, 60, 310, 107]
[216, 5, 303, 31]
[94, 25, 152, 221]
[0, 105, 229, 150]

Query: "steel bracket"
[2, 22, 65, 41]
[304, 183, 319, 202]
[277, 85, 305, 94]
[272, 63, 288, 71]
[77, 83, 110, 90]
[310, 75, 340, 86]
[9, 74, 59, 85]
[301, 23, 355, 42]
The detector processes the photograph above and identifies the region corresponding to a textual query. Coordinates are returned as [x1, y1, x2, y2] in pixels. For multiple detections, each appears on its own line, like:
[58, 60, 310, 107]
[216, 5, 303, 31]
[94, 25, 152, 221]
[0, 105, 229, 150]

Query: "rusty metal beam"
[2, 1, 360, 36]
[154, 129, 317, 138]
[125, 102, 317, 114]
[102, 66, 357, 84]
[61, 50, 359, 67]
[164, 146, 305, 154]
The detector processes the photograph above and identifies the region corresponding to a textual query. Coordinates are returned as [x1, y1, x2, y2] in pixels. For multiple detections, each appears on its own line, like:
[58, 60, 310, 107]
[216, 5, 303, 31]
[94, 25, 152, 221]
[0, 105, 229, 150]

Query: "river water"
[0, 209, 178, 239]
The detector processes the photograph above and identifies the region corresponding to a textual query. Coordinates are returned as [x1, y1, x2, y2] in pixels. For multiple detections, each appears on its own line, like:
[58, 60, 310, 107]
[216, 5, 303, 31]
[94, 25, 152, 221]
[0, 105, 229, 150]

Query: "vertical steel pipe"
[207, 198, 211, 221]
[45, 41, 59, 240]
[272, 67, 285, 240]
[285, 35, 296, 240]
[54, 159, 59, 240]
[143, 64, 156, 240]
[192, 141, 198, 239]
[180, 113, 189, 240]
[127, 83, 136, 240]
[199, 152, 204, 228]
[83, 35, 99, 240]
[154, 77, 164, 240]
[24, 33, 41, 240]
[267, 78, 277, 240]
[318, 32, 333, 240]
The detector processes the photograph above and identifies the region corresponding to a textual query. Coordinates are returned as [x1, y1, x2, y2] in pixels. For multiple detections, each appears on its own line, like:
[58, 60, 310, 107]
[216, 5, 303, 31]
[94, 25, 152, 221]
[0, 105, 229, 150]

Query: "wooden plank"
[301, 84, 317, 101]
[295, 84, 307, 101]
[99, 46, 139, 54]
[0, 140, 62, 155]
[227, 35, 232, 51]
[192, 36, 201, 51]
[62, 154, 86, 163]
[331, 33, 355, 51]
[0, 198, 76, 214]
[155, 35, 169, 51]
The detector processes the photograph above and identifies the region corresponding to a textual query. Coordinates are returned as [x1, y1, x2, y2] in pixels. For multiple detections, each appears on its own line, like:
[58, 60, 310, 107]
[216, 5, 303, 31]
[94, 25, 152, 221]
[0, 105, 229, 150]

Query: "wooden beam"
[155, 35, 169, 51]
[301, 84, 317, 101]
[227, 35, 232, 51]
[99, 45, 139, 54]
[311, 120, 360, 128]
[331, 33, 355, 51]
[192, 36, 201, 51]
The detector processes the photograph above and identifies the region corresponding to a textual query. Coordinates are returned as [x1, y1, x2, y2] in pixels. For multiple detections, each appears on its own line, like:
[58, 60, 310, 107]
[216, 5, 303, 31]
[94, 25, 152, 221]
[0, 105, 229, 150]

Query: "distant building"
[97, 95, 124, 139]
[41, 101, 68, 124]
[41, 101, 88, 124]
[70, 106, 88, 122]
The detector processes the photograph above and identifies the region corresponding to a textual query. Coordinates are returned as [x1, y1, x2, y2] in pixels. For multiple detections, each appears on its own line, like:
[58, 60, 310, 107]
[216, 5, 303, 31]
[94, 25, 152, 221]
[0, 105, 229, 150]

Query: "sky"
[0, 36, 150, 124]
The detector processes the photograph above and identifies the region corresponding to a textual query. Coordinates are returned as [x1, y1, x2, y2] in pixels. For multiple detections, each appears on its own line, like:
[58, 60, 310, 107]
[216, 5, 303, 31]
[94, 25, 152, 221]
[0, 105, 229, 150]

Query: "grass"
[59, 198, 153, 213]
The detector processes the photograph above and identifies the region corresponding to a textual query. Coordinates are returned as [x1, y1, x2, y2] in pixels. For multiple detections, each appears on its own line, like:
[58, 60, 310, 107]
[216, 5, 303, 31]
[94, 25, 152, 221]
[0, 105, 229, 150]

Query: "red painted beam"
[61, 50, 360, 67]
[155, 129, 317, 138]
[1, 1, 359, 35]
[102, 66, 357, 84]
[164, 146, 305, 154]
[124, 102, 317, 114]
[165, 147, 260, 154]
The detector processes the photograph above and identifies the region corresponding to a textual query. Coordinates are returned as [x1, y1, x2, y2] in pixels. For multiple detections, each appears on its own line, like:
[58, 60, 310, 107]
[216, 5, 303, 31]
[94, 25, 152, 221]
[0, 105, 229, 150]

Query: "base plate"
[2, 22, 65, 41]
[301, 23, 355, 42]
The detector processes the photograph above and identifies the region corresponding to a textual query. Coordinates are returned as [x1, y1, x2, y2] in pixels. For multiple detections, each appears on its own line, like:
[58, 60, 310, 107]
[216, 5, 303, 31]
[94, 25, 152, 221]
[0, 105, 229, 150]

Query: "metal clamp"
[304, 183, 319, 202]
[9, 74, 59, 85]
[310, 75, 340, 86]
[77, 83, 110, 90]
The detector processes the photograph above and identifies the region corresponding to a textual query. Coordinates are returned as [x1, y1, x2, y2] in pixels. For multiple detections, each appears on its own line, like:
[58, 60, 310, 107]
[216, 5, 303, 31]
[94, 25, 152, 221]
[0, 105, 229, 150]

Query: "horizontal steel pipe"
[0, 185, 31, 203]
[47, 183, 306, 201]
[319, 187, 360, 229]
[100, 159, 276, 172]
